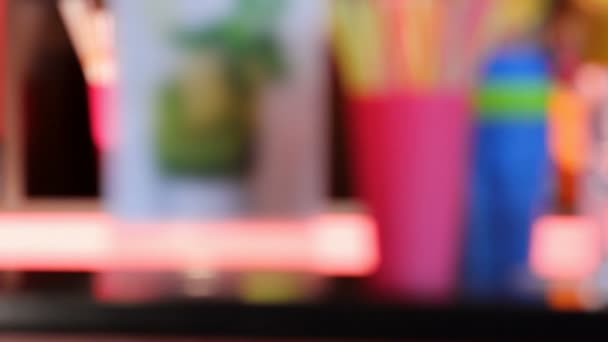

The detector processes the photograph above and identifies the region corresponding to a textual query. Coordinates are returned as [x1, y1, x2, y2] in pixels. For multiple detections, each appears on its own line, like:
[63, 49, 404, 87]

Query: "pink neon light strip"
[0, 213, 379, 276]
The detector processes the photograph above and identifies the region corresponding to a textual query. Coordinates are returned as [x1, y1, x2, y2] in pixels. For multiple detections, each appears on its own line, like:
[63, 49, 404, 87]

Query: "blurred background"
[2, 0, 608, 340]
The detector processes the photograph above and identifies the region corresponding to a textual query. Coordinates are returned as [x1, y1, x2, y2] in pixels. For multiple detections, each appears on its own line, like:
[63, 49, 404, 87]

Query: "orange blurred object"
[546, 283, 585, 311]
[575, 0, 608, 13]
[548, 83, 589, 175]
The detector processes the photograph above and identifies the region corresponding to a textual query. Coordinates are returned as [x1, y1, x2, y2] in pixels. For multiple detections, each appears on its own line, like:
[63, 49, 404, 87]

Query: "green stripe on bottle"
[476, 84, 549, 119]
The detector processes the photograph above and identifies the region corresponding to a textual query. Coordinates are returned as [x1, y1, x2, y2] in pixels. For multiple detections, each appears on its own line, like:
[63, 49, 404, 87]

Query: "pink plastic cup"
[348, 92, 471, 302]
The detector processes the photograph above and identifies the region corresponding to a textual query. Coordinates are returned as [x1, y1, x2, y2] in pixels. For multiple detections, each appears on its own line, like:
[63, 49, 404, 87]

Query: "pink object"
[87, 83, 117, 151]
[0, 213, 378, 276]
[530, 216, 601, 281]
[94, 271, 182, 303]
[348, 92, 471, 301]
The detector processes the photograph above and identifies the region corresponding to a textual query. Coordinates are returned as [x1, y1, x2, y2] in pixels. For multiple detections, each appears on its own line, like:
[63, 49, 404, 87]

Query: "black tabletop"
[0, 295, 603, 341]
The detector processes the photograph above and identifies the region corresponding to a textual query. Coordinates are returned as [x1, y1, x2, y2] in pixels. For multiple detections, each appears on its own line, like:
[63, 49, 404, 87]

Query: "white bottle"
[107, 0, 329, 221]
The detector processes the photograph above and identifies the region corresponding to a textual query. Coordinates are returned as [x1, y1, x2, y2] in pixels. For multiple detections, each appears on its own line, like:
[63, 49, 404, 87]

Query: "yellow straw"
[402, 0, 423, 88]
[375, 0, 407, 91]
[333, 0, 385, 95]
[428, 0, 444, 88]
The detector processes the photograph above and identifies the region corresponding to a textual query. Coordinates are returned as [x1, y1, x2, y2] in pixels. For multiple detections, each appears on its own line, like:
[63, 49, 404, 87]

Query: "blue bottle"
[464, 41, 553, 301]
